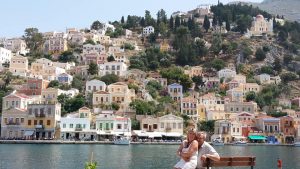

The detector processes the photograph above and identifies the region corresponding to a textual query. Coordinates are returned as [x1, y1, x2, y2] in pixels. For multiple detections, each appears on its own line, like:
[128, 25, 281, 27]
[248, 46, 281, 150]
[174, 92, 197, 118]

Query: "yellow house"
[107, 82, 136, 111]
[26, 103, 61, 139]
[197, 105, 206, 121]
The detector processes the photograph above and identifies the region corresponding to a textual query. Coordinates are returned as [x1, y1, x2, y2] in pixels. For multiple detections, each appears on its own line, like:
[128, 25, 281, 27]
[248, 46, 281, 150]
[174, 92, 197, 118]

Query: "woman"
[174, 128, 198, 169]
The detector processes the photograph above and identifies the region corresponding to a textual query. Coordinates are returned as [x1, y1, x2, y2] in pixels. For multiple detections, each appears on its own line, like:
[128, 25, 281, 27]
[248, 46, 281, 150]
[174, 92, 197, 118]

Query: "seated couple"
[174, 128, 220, 169]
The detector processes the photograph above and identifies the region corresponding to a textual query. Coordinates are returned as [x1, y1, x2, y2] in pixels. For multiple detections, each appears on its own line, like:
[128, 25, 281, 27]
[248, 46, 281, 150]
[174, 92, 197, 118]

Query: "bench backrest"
[203, 156, 256, 168]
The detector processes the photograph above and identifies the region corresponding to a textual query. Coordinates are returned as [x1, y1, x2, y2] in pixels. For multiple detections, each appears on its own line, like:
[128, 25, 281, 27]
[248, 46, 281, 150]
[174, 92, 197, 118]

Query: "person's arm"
[180, 140, 198, 158]
[200, 144, 220, 161]
[176, 142, 184, 156]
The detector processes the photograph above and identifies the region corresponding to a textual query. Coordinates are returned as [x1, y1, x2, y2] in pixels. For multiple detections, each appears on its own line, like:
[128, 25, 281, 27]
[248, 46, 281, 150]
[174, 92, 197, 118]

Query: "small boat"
[294, 142, 300, 147]
[212, 139, 224, 146]
[114, 136, 130, 145]
[233, 140, 248, 146]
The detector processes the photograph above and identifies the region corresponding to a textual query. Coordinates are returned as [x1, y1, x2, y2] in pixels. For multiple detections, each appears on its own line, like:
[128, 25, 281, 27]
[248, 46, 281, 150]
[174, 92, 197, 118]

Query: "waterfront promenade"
[0, 140, 296, 146]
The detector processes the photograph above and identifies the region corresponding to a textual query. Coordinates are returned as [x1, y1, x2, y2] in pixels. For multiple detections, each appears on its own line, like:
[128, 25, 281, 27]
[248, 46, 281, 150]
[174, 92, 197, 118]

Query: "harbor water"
[0, 144, 299, 169]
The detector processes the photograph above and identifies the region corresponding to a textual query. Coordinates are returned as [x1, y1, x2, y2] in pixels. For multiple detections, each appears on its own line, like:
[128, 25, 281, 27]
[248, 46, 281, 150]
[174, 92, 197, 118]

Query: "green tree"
[84, 39, 96, 45]
[85, 162, 97, 169]
[242, 47, 253, 60]
[48, 80, 60, 88]
[140, 17, 145, 27]
[91, 20, 103, 30]
[260, 66, 273, 75]
[197, 120, 215, 135]
[111, 102, 120, 111]
[255, 48, 266, 61]
[59, 51, 76, 63]
[88, 62, 99, 75]
[280, 72, 298, 83]
[169, 16, 174, 31]
[236, 15, 252, 34]
[211, 58, 226, 71]
[100, 74, 119, 85]
[203, 15, 210, 32]
[273, 57, 282, 73]
[210, 33, 222, 55]
[226, 20, 230, 31]
[72, 75, 84, 91]
[283, 55, 293, 65]
[246, 91, 256, 101]
[23, 28, 44, 53]
[130, 100, 158, 115]
[107, 55, 115, 62]
[131, 119, 140, 130]
[174, 16, 181, 30]
[121, 16, 125, 24]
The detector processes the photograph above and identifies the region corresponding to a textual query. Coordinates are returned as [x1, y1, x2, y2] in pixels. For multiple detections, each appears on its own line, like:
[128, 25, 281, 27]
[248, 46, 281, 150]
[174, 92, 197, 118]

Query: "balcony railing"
[35, 113, 46, 117]
[35, 125, 44, 129]
[75, 127, 83, 131]
[6, 122, 21, 125]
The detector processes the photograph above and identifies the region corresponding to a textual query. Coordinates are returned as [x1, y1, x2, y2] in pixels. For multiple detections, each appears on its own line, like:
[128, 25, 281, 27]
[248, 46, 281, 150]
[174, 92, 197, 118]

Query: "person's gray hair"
[198, 131, 207, 140]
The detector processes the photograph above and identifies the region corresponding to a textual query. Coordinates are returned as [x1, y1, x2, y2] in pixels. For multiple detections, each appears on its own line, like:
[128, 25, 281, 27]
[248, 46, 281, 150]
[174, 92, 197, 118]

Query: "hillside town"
[1, 2, 300, 145]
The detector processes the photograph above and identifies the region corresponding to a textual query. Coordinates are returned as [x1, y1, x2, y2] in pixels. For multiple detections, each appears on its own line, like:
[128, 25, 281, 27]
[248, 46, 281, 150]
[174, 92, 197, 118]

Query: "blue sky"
[0, 0, 263, 37]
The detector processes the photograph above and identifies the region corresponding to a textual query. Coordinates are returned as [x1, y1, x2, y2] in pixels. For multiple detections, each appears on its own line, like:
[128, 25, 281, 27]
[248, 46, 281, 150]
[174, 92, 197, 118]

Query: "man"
[196, 131, 220, 169]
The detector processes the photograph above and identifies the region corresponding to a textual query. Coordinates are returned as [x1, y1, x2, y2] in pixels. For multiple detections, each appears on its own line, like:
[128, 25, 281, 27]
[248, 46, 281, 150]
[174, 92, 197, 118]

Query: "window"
[105, 123, 109, 130]
[70, 124, 73, 128]
[178, 123, 182, 129]
[83, 124, 86, 129]
[39, 120, 43, 125]
[153, 124, 158, 129]
[161, 123, 164, 128]
[265, 125, 267, 131]
[117, 124, 122, 129]
[28, 120, 31, 125]
[233, 128, 235, 132]
[111, 123, 113, 129]
[21, 118, 24, 123]
[141, 123, 148, 129]
[237, 128, 239, 132]
[124, 124, 128, 129]
[63, 124, 66, 128]
[275, 126, 278, 131]
[34, 120, 37, 125]
[16, 118, 20, 124]
[100, 123, 102, 130]
[47, 120, 51, 126]
[48, 108, 52, 115]
[173, 123, 176, 129]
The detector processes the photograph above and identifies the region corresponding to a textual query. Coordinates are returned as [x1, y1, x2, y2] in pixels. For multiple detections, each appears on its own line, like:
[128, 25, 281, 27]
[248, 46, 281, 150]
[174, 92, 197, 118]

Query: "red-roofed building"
[18, 78, 49, 96]
[2, 92, 33, 111]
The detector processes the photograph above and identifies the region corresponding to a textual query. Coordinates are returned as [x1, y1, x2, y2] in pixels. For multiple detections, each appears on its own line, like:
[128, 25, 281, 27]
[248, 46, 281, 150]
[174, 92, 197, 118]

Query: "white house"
[218, 69, 237, 81]
[60, 107, 95, 140]
[99, 61, 128, 77]
[0, 47, 12, 64]
[255, 74, 270, 84]
[85, 79, 107, 93]
[143, 26, 155, 36]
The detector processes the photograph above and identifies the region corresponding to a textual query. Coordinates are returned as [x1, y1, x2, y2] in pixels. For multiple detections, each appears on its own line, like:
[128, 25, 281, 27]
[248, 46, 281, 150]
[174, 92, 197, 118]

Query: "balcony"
[35, 113, 46, 118]
[6, 122, 21, 126]
[75, 127, 83, 131]
[166, 127, 172, 132]
[35, 125, 44, 129]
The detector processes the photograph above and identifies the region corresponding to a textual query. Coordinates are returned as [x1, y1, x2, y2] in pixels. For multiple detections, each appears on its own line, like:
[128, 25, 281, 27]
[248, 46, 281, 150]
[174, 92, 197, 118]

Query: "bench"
[203, 156, 256, 169]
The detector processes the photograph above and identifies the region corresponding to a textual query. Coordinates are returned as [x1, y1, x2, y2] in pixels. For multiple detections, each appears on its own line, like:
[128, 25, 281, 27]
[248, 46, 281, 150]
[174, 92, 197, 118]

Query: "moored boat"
[233, 140, 248, 146]
[294, 142, 300, 147]
[114, 136, 130, 145]
[212, 139, 224, 146]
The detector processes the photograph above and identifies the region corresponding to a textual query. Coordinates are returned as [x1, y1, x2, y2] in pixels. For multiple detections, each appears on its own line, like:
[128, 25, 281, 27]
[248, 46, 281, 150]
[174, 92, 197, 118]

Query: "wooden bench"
[203, 156, 256, 169]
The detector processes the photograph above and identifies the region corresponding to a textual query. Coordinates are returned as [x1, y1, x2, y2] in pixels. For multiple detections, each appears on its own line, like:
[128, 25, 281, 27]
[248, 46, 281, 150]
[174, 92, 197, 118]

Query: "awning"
[24, 131, 34, 136]
[233, 136, 246, 139]
[114, 132, 132, 137]
[162, 132, 182, 137]
[148, 132, 162, 138]
[133, 130, 148, 137]
[248, 135, 266, 140]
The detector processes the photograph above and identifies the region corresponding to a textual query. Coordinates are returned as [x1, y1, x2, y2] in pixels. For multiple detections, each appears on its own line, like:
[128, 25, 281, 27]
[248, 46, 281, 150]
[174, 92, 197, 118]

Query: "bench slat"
[203, 156, 256, 167]
[219, 157, 256, 161]
[210, 162, 256, 167]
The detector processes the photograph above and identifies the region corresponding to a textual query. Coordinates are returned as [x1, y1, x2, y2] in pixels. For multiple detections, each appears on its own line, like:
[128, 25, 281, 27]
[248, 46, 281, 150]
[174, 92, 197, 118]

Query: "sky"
[0, 0, 263, 38]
